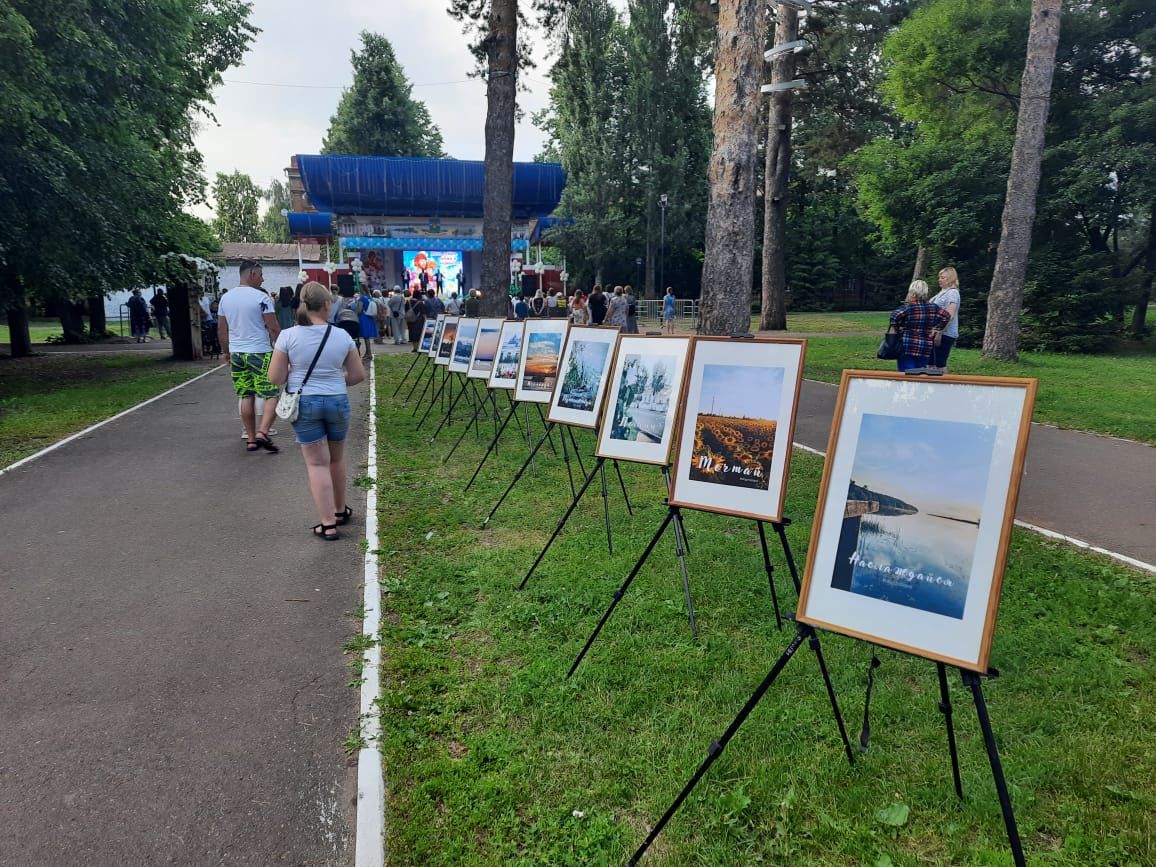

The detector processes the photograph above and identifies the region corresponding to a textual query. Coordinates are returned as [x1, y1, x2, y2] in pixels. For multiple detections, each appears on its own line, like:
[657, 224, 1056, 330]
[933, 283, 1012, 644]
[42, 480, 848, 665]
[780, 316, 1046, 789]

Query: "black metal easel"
[480, 412, 582, 527]
[445, 379, 503, 462]
[464, 392, 529, 490]
[403, 355, 435, 406]
[391, 349, 424, 398]
[568, 510, 797, 678]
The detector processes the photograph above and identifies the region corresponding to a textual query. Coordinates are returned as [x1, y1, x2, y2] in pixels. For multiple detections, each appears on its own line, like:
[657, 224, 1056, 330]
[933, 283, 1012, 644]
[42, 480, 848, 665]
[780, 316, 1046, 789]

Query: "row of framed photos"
[415, 314, 1037, 674]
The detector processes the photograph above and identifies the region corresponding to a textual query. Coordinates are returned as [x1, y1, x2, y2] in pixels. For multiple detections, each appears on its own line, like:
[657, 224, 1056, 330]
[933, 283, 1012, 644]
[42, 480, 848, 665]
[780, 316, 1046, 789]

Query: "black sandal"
[312, 523, 339, 541]
[246, 441, 260, 452]
[335, 505, 354, 525]
[254, 432, 279, 453]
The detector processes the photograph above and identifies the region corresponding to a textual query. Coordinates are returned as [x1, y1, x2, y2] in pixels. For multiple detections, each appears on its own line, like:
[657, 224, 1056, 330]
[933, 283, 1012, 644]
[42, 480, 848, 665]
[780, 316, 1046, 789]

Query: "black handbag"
[877, 327, 902, 360]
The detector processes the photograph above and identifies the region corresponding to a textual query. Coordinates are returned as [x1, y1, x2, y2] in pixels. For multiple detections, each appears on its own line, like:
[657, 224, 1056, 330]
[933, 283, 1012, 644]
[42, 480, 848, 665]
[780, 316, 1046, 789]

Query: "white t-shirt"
[218, 285, 275, 353]
[445, 298, 462, 314]
[930, 287, 961, 339]
[273, 324, 357, 395]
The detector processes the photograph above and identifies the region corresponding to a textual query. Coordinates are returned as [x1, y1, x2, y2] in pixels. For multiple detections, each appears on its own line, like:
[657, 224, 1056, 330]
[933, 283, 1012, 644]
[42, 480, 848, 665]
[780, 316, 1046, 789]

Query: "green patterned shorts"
[229, 351, 279, 398]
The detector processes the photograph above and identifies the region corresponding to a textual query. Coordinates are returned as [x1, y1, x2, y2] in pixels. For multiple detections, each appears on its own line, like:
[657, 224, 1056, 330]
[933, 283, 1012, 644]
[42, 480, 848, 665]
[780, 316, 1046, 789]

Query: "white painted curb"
[355, 360, 386, 867]
[0, 363, 226, 479]
[790, 440, 1156, 576]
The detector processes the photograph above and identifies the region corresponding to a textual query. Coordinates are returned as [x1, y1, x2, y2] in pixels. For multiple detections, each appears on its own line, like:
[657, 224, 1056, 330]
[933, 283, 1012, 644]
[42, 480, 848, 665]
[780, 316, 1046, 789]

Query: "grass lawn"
[0, 318, 72, 345]
[0, 354, 216, 468]
[372, 354, 1154, 867]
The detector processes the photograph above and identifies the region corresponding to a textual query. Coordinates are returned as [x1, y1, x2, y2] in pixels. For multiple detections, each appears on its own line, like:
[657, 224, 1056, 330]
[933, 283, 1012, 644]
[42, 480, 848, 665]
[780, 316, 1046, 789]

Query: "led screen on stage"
[403, 250, 463, 296]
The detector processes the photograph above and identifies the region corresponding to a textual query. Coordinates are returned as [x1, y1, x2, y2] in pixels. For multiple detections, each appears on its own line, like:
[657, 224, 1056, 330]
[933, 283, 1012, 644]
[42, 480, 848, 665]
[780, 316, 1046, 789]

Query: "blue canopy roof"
[286, 211, 334, 237]
[296, 156, 566, 220]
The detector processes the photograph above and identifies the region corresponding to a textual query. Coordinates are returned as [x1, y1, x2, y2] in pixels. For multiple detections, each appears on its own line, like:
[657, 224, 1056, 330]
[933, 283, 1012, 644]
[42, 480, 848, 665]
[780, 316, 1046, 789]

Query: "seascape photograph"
[688, 364, 784, 490]
[521, 332, 564, 392]
[451, 320, 478, 369]
[420, 320, 436, 352]
[437, 321, 458, 360]
[610, 354, 676, 443]
[557, 339, 612, 412]
[470, 322, 501, 375]
[830, 413, 997, 620]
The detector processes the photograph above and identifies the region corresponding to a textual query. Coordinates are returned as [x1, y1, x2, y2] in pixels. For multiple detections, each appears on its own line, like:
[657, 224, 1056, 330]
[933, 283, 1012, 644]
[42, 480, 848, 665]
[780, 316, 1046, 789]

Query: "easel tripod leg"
[518, 459, 605, 591]
[937, 662, 964, 800]
[465, 402, 519, 490]
[670, 508, 697, 637]
[774, 521, 802, 593]
[560, 424, 577, 499]
[407, 362, 433, 409]
[613, 460, 633, 515]
[483, 423, 555, 529]
[627, 626, 810, 866]
[599, 461, 613, 555]
[431, 376, 469, 440]
[756, 521, 783, 631]
[962, 670, 1026, 867]
[565, 425, 587, 478]
[807, 629, 855, 766]
[568, 509, 677, 678]
[392, 351, 421, 397]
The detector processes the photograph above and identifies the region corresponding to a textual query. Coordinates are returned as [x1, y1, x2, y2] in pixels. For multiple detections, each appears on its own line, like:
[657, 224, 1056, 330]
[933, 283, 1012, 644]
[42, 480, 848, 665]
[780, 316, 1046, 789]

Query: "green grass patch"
[0, 354, 215, 467]
[373, 355, 1155, 866]
[0, 318, 71, 345]
[802, 336, 1156, 444]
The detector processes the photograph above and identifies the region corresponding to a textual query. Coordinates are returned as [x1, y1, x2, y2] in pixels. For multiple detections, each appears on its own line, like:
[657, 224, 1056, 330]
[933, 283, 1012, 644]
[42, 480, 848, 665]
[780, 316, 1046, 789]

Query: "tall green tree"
[212, 171, 263, 243]
[322, 32, 446, 158]
[0, 0, 257, 354]
[257, 179, 291, 244]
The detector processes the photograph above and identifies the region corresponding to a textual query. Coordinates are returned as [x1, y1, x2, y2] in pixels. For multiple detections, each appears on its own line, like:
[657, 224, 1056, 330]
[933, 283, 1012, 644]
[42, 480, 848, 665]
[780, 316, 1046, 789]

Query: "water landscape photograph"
[830, 413, 997, 620]
[436, 319, 458, 363]
[689, 364, 784, 490]
[469, 320, 502, 377]
[520, 331, 564, 393]
[450, 319, 478, 372]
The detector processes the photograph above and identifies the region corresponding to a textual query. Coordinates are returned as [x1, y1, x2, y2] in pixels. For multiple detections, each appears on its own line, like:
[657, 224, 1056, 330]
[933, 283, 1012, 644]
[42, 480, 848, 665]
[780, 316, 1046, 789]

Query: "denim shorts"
[292, 394, 351, 445]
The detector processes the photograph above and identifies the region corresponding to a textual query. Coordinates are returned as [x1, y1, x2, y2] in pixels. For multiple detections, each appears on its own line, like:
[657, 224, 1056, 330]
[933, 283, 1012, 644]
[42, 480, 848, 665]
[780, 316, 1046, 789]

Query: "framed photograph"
[467, 318, 505, 380]
[448, 318, 479, 374]
[488, 320, 525, 390]
[546, 325, 620, 429]
[419, 318, 437, 353]
[595, 335, 691, 465]
[514, 319, 569, 404]
[427, 314, 448, 359]
[434, 316, 459, 366]
[669, 337, 806, 522]
[797, 371, 1037, 672]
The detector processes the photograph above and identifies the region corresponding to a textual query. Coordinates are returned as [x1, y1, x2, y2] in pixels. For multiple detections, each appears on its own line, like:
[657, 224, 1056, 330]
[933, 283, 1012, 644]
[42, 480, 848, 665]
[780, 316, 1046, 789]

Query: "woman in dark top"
[127, 289, 150, 343]
[405, 291, 427, 352]
[588, 285, 607, 325]
[890, 280, 950, 373]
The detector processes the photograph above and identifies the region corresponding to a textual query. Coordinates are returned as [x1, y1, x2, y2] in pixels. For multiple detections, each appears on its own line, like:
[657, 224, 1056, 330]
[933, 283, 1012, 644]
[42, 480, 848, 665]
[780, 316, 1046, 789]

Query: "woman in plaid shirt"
[890, 280, 951, 373]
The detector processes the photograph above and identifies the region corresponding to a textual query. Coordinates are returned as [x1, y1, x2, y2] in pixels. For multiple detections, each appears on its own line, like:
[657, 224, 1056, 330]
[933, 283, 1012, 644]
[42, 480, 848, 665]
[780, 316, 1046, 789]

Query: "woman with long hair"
[930, 266, 961, 371]
[268, 282, 366, 540]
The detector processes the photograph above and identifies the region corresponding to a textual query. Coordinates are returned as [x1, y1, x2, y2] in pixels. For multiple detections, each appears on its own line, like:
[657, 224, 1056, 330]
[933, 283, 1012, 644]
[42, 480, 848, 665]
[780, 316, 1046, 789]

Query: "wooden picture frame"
[427, 314, 448, 359]
[669, 337, 806, 522]
[467, 318, 505, 380]
[488, 320, 525, 390]
[448, 317, 479, 374]
[796, 370, 1037, 672]
[514, 319, 569, 404]
[434, 315, 459, 366]
[595, 335, 692, 466]
[545, 325, 620, 429]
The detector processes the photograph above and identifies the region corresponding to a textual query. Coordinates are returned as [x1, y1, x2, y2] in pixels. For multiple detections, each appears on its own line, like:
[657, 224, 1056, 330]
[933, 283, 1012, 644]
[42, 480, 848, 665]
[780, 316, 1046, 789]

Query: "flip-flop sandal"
[334, 505, 354, 525]
[254, 433, 280, 454]
[313, 523, 339, 541]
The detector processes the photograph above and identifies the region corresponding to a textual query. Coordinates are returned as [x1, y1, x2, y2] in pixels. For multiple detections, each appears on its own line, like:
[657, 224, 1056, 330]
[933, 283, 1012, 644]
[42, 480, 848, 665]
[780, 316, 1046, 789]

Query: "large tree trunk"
[168, 283, 199, 361]
[58, 302, 86, 343]
[912, 246, 928, 283]
[1132, 202, 1156, 337]
[87, 295, 107, 336]
[760, 4, 799, 332]
[478, 0, 518, 318]
[983, 0, 1062, 361]
[5, 280, 32, 357]
[699, 0, 766, 336]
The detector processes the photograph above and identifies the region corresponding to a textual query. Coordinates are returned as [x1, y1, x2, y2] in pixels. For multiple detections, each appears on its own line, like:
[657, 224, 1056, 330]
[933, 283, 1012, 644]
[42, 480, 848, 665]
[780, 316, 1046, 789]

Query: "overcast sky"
[192, 0, 628, 220]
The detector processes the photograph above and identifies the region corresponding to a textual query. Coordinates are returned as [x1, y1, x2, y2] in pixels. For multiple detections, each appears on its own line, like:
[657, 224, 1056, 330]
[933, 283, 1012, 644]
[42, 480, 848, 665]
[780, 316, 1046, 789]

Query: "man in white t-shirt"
[218, 260, 282, 452]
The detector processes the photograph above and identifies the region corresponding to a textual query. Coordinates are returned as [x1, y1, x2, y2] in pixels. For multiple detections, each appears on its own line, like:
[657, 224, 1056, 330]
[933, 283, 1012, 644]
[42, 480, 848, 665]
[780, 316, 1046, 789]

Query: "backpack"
[336, 298, 361, 341]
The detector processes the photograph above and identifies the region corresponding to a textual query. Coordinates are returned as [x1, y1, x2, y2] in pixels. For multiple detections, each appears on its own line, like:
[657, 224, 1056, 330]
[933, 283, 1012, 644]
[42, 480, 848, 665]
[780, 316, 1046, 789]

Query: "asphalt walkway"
[0, 367, 370, 865]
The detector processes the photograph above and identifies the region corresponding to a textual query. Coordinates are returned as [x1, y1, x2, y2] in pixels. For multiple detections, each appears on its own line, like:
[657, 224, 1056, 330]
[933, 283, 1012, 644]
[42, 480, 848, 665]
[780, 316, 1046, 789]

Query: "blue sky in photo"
[851, 414, 997, 519]
[699, 365, 784, 420]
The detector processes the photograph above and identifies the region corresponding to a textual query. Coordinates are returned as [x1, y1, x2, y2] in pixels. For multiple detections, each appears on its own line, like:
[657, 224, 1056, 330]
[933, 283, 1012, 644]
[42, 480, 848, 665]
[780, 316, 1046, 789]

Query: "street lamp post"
[659, 193, 668, 297]
[350, 257, 363, 293]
